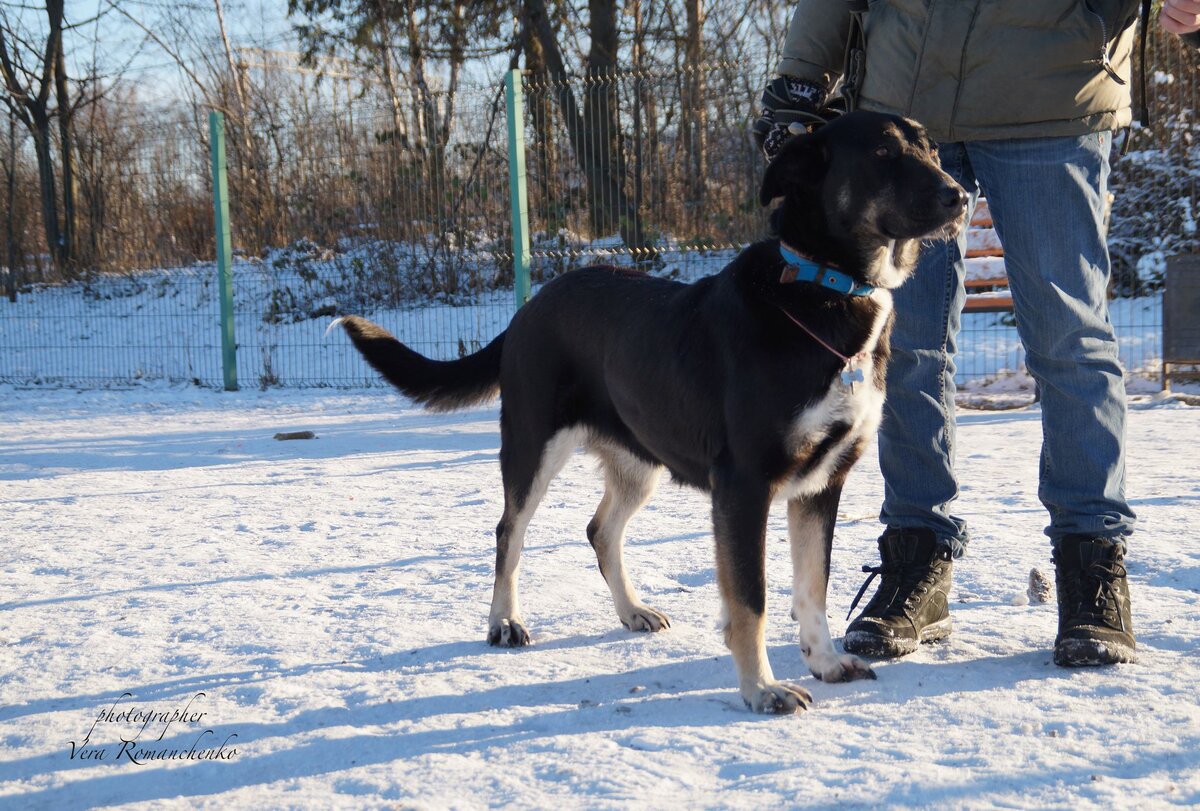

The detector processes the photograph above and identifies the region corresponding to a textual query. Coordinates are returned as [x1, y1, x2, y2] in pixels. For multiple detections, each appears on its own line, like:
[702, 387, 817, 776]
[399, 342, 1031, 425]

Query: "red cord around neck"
[776, 304, 861, 366]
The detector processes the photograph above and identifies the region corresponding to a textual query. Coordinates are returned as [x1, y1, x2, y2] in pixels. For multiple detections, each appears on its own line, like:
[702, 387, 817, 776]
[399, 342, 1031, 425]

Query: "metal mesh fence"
[521, 65, 766, 285]
[3, 269, 222, 386]
[1, 84, 519, 388]
[219, 83, 519, 387]
[1, 38, 1194, 390]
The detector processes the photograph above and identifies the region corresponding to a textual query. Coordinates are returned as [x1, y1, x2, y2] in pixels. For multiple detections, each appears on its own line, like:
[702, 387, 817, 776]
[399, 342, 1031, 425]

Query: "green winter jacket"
[778, 0, 1144, 142]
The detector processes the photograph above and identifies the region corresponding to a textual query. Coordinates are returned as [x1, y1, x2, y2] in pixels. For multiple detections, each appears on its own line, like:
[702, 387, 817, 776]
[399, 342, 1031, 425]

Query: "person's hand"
[751, 76, 827, 160]
[1161, 0, 1200, 35]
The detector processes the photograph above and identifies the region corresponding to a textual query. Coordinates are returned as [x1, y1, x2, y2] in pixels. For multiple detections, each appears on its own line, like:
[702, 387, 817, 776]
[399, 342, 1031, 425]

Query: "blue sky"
[0, 0, 299, 97]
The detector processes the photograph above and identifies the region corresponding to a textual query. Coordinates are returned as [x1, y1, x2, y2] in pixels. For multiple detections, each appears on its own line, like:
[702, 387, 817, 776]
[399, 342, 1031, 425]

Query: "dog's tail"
[331, 315, 503, 411]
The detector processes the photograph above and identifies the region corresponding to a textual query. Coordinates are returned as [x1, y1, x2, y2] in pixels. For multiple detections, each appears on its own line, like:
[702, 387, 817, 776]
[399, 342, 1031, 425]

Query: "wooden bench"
[964, 200, 1013, 314]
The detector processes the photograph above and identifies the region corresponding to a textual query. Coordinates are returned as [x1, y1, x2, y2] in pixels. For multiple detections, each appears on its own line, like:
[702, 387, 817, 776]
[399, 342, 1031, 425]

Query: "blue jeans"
[878, 131, 1136, 556]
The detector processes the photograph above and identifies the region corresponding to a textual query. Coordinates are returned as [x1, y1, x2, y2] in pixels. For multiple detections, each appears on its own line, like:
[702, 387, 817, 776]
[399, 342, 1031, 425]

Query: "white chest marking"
[775, 290, 893, 502]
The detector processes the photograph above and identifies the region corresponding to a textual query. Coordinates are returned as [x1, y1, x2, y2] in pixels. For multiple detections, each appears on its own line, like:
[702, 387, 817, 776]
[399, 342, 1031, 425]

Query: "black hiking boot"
[1053, 534, 1137, 666]
[843, 528, 954, 657]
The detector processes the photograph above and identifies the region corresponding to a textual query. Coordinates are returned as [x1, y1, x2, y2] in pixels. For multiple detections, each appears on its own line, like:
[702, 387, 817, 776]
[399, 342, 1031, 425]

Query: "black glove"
[752, 75, 829, 159]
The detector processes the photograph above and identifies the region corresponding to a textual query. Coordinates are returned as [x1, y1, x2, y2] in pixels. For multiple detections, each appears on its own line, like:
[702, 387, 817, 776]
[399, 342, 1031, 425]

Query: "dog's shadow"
[3, 638, 1063, 808]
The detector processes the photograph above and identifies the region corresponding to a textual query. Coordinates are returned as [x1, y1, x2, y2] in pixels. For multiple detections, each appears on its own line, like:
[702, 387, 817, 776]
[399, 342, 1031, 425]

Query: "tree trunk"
[404, 0, 454, 292]
[369, 0, 408, 144]
[683, 0, 707, 213]
[5, 112, 17, 302]
[54, 44, 76, 277]
[29, 110, 63, 275]
[440, 1, 466, 152]
[404, 0, 435, 150]
[0, 0, 67, 276]
[521, 0, 559, 242]
[583, 0, 628, 243]
[629, 0, 645, 248]
[525, 0, 652, 257]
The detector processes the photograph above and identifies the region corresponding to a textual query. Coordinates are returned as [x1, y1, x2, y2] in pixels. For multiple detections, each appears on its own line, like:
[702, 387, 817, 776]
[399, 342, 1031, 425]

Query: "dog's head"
[760, 111, 967, 289]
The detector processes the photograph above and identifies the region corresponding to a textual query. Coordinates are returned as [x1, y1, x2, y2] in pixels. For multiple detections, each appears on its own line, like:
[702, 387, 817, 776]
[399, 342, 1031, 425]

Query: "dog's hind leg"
[587, 445, 669, 633]
[712, 467, 812, 714]
[788, 484, 876, 682]
[488, 425, 581, 648]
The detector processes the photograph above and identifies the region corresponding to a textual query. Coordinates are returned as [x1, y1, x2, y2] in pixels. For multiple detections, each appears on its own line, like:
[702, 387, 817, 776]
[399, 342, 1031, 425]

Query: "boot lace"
[845, 559, 939, 621]
[1068, 556, 1129, 633]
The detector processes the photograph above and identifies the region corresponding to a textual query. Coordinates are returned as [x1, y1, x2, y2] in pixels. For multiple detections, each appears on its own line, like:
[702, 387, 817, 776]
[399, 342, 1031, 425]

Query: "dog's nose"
[939, 185, 968, 211]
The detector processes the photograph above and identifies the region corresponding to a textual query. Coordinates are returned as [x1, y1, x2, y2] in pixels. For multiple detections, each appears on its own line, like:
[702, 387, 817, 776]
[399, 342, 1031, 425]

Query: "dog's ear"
[759, 133, 827, 207]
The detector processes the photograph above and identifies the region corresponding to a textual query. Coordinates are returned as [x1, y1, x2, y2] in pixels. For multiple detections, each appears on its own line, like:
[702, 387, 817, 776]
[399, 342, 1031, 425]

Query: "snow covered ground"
[1, 385, 1198, 809]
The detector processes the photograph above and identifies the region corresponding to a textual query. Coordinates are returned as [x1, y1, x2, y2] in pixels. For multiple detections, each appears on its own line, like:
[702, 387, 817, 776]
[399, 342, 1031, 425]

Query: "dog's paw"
[742, 681, 813, 714]
[808, 652, 877, 683]
[487, 618, 531, 648]
[620, 604, 671, 633]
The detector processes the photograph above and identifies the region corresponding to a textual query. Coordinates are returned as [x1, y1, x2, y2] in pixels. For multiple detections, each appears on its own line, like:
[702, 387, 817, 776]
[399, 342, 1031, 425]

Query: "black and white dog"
[335, 111, 966, 713]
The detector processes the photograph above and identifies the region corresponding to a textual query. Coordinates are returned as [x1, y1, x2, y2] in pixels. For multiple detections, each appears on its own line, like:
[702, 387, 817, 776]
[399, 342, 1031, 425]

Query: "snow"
[2, 385, 1199, 808]
[966, 228, 1002, 255]
[964, 256, 1007, 283]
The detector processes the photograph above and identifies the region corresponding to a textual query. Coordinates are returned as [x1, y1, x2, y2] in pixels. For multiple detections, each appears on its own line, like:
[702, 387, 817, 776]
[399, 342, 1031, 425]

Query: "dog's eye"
[874, 145, 893, 159]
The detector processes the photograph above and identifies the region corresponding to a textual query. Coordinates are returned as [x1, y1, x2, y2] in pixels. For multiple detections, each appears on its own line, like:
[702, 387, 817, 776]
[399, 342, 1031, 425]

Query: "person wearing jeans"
[755, 0, 1200, 666]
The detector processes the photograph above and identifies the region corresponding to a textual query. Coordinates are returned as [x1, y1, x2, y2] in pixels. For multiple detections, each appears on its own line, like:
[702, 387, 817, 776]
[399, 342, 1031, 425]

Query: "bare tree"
[524, 0, 650, 254]
[0, 1, 72, 275]
[2, 107, 24, 299]
[681, 0, 706, 208]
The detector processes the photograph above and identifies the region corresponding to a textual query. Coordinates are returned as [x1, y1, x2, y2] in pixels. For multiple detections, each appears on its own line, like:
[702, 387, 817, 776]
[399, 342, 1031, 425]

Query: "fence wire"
[1, 37, 1195, 390]
[521, 64, 765, 284]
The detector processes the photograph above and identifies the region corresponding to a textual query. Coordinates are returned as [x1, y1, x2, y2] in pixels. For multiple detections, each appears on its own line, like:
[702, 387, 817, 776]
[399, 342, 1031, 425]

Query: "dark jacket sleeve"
[776, 0, 852, 85]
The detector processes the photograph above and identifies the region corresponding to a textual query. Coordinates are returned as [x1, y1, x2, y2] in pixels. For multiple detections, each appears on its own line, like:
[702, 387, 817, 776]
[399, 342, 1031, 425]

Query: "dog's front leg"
[788, 485, 876, 682]
[712, 467, 811, 714]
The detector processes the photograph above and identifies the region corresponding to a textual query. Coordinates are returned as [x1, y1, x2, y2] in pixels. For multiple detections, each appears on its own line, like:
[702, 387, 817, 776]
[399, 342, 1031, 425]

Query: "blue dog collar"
[779, 243, 874, 297]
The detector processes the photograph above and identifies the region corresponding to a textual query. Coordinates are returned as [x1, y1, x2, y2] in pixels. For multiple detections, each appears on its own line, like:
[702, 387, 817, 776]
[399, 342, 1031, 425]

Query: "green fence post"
[209, 110, 238, 391]
[505, 69, 532, 308]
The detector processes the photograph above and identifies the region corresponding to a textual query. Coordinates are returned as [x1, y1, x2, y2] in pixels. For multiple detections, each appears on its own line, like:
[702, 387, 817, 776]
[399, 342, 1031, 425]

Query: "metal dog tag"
[841, 367, 865, 389]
